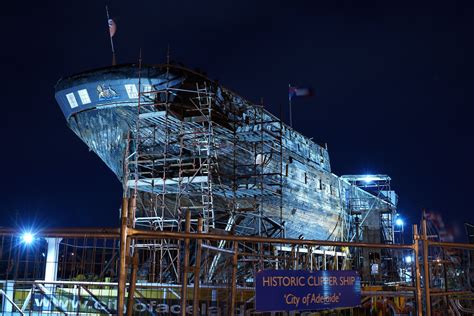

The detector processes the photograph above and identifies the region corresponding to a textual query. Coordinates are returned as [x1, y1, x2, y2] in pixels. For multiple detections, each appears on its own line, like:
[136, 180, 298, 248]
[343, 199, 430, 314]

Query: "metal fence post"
[422, 219, 431, 315]
[126, 251, 139, 316]
[229, 240, 239, 315]
[181, 210, 191, 316]
[117, 197, 129, 316]
[193, 217, 203, 316]
[413, 224, 423, 316]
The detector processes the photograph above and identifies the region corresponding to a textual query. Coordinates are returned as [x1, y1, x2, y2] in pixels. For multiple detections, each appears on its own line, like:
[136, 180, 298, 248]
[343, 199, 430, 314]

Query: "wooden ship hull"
[55, 64, 396, 243]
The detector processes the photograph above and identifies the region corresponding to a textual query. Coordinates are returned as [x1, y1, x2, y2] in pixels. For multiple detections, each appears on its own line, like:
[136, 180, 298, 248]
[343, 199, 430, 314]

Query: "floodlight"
[405, 256, 412, 263]
[362, 175, 377, 183]
[395, 218, 404, 226]
[21, 232, 35, 245]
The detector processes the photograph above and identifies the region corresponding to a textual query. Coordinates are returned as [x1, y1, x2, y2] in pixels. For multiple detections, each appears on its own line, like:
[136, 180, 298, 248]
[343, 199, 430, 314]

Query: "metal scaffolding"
[122, 63, 285, 285]
[340, 174, 399, 282]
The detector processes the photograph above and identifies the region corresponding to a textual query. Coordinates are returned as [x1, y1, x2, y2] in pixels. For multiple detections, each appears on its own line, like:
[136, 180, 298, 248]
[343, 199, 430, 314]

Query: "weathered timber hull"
[55, 64, 392, 241]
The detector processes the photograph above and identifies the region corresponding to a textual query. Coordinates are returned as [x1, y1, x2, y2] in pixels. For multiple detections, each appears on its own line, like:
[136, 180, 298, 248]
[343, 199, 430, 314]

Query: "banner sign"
[255, 270, 360, 311]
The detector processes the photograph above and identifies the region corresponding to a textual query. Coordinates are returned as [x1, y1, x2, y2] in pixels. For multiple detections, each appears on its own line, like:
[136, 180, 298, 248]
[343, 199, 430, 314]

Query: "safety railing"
[0, 217, 472, 315]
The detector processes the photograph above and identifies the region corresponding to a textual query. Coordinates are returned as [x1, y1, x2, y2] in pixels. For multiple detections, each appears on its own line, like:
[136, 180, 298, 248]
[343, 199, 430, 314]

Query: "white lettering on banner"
[32, 297, 247, 315]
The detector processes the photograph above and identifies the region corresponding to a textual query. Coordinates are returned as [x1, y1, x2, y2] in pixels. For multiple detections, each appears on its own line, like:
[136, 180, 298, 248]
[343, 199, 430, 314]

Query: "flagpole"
[106, 5, 116, 66]
[288, 84, 293, 128]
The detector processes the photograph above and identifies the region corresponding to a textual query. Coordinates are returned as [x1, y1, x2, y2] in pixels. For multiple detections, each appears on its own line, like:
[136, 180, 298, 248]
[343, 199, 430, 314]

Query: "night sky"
[1, 1, 473, 238]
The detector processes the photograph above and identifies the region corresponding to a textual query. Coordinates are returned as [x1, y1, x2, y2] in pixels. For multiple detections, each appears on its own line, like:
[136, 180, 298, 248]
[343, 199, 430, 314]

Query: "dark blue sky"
[1, 1, 473, 236]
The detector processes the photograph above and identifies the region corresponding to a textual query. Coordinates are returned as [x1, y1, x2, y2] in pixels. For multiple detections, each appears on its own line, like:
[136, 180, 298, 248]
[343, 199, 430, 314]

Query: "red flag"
[108, 19, 117, 38]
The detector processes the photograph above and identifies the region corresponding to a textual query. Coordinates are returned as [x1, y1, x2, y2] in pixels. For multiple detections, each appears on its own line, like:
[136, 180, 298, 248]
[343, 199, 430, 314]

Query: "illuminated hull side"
[55, 64, 394, 242]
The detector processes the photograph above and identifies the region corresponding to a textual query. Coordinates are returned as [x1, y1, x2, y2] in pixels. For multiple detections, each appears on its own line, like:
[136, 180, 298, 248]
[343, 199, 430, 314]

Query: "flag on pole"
[105, 5, 117, 65]
[108, 18, 117, 37]
[289, 86, 313, 101]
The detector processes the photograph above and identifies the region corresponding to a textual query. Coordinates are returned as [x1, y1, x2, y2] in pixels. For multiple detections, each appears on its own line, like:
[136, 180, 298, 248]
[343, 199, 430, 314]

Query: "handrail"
[0, 289, 25, 315]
